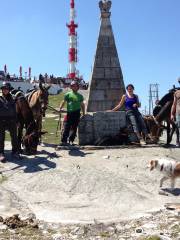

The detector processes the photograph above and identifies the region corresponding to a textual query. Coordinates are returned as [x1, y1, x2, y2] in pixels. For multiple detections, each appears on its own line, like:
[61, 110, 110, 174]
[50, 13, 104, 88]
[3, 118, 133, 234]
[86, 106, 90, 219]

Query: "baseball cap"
[70, 81, 79, 86]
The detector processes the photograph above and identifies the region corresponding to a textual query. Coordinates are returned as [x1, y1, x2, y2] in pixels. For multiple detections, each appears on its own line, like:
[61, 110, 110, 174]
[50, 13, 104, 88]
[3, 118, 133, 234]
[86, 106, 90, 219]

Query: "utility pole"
[149, 83, 159, 115]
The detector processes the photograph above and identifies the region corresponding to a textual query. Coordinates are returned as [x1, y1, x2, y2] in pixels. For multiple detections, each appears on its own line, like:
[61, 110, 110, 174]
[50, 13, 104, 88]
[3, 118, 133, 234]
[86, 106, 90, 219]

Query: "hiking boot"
[0, 153, 6, 163]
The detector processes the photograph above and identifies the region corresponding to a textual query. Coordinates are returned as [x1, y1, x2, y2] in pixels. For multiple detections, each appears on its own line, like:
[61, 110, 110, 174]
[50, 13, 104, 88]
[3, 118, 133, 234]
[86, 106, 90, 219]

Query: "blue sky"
[0, 0, 180, 110]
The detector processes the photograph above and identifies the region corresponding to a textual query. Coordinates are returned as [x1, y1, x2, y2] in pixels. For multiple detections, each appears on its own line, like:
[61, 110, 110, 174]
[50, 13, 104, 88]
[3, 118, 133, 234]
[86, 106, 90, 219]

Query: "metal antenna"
[149, 83, 159, 115]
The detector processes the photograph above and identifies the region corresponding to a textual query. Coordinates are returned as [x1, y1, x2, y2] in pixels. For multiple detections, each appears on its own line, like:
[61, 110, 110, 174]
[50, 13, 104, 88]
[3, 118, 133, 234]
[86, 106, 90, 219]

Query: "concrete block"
[104, 68, 112, 78]
[95, 57, 103, 67]
[104, 68, 121, 79]
[110, 81, 124, 89]
[78, 114, 94, 145]
[109, 38, 115, 46]
[102, 49, 117, 57]
[87, 100, 113, 112]
[93, 111, 126, 140]
[110, 57, 120, 67]
[102, 57, 111, 67]
[78, 111, 129, 145]
[95, 80, 111, 90]
[90, 90, 105, 101]
[106, 89, 123, 100]
[92, 68, 104, 79]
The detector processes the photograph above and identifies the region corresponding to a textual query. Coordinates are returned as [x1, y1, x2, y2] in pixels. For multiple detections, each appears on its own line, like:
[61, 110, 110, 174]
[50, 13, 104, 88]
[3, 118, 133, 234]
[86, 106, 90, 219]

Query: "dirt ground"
[0, 136, 180, 239]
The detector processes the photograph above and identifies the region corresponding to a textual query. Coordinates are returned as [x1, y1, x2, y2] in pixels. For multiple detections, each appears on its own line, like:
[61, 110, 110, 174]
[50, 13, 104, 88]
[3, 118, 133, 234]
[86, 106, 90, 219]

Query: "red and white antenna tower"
[66, 0, 80, 82]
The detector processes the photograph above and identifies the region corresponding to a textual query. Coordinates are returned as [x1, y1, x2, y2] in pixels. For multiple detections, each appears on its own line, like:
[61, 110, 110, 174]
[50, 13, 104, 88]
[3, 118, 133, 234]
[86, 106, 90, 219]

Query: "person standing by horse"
[0, 82, 20, 162]
[171, 80, 180, 147]
[59, 81, 85, 145]
[111, 84, 150, 143]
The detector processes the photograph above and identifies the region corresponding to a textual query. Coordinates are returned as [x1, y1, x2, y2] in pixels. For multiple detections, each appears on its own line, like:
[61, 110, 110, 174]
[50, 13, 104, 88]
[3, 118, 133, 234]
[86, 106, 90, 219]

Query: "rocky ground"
[0, 208, 180, 239]
[0, 137, 180, 239]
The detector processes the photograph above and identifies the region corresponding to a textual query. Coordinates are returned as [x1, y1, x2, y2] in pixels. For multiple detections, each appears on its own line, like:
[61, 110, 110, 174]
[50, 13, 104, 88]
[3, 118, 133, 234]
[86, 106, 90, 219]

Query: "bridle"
[38, 89, 49, 116]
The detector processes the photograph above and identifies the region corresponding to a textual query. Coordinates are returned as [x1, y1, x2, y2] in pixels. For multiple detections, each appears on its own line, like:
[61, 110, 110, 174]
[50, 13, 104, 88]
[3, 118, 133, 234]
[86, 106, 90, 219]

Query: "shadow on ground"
[3, 151, 57, 173]
[68, 149, 93, 157]
[162, 188, 180, 196]
[40, 142, 57, 148]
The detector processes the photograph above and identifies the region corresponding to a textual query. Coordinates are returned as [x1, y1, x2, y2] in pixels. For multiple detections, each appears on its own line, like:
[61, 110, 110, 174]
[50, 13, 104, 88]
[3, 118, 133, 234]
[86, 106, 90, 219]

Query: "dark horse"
[12, 90, 43, 154]
[152, 87, 180, 145]
[27, 83, 50, 141]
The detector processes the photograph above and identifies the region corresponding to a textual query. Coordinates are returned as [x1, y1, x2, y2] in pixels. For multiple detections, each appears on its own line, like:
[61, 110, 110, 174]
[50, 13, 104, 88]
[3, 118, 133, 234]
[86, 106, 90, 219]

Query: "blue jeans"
[176, 114, 180, 128]
[126, 110, 148, 135]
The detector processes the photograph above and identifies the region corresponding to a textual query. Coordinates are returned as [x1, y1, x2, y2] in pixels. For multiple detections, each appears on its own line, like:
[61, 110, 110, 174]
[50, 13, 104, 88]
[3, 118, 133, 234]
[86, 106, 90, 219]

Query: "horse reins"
[47, 105, 67, 137]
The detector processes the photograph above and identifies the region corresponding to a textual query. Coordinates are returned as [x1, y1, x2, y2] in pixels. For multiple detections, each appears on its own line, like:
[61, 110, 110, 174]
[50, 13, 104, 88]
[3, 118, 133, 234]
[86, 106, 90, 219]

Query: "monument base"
[78, 111, 138, 146]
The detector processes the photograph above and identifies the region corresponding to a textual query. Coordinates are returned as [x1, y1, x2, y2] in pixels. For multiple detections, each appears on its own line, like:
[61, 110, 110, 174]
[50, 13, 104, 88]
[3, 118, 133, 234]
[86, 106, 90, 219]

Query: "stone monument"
[78, 0, 128, 145]
[87, 0, 125, 112]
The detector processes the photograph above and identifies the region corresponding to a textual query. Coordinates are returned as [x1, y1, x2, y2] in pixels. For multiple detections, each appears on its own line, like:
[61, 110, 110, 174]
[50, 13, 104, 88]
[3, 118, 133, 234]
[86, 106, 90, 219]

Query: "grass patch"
[48, 92, 65, 109]
[138, 236, 161, 240]
[43, 91, 85, 144]
[0, 226, 52, 240]
[41, 92, 65, 145]
[171, 224, 180, 238]
[100, 231, 111, 238]
[0, 175, 8, 184]
[42, 117, 61, 145]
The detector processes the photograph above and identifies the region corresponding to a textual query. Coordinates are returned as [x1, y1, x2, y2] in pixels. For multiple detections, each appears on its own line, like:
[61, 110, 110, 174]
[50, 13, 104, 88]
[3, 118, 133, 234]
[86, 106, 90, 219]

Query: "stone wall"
[78, 111, 127, 145]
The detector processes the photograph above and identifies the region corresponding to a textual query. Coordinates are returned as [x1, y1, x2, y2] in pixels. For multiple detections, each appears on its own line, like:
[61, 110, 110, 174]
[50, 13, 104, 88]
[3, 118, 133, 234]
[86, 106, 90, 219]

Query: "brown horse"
[27, 83, 50, 140]
[144, 88, 180, 145]
[12, 90, 43, 154]
[153, 89, 179, 145]
[143, 115, 162, 143]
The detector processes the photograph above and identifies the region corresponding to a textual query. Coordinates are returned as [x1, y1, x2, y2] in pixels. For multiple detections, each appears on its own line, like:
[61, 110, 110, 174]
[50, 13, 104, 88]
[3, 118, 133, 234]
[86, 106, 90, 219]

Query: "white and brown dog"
[149, 158, 180, 188]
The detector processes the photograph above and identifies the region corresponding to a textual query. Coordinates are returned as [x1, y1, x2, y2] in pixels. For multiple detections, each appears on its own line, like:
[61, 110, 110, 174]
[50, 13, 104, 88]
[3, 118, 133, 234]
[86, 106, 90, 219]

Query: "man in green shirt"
[59, 81, 85, 145]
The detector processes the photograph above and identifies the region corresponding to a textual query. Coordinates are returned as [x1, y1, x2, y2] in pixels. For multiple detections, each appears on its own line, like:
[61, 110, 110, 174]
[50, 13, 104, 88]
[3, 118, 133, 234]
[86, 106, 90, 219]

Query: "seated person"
[111, 84, 151, 143]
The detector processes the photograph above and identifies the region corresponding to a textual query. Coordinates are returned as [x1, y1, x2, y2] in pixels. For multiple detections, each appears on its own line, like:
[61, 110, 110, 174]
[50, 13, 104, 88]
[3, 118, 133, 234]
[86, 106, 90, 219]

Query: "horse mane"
[158, 91, 174, 106]
[28, 90, 41, 108]
[155, 101, 172, 122]
[153, 91, 174, 118]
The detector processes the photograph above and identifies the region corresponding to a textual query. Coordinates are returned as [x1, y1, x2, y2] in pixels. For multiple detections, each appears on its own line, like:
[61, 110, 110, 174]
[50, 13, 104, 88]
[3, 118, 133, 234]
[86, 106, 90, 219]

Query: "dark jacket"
[0, 94, 17, 120]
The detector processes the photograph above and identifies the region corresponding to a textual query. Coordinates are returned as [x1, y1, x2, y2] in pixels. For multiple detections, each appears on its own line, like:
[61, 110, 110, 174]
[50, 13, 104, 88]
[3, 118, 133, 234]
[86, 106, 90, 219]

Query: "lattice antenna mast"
[149, 83, 159, 115]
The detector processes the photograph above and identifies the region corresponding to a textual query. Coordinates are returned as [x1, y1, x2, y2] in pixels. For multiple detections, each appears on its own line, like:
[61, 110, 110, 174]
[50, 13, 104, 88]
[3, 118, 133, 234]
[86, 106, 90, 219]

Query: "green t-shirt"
[64, 91, 84, 112]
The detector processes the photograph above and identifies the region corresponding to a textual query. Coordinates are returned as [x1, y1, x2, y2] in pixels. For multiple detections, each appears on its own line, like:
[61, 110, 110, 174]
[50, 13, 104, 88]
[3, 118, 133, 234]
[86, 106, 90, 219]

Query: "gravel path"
[0, 140, 180, 225]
